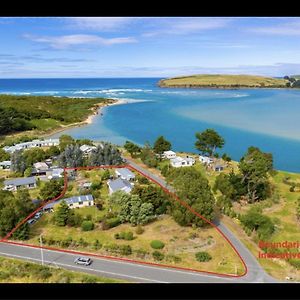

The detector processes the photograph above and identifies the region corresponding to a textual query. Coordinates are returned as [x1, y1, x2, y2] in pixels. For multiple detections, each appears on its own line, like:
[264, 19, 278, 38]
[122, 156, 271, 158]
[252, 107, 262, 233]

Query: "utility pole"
[40, 234, 44, 266]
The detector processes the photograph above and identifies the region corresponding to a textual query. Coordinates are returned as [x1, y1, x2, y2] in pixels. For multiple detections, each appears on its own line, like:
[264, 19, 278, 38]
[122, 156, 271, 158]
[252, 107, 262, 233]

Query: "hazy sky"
[1, 17, 300, 78]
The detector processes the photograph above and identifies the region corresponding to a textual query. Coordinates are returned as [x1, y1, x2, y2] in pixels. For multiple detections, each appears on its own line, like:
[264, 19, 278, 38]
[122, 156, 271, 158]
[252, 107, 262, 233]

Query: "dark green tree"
[89, 143, 123, 166]
[124, 141, 141, 157]
[11, 150, 27, 174]
[195, 129, 225, 157]
[0, 148, 10, 161]
[23, 148, 46, 166]
[54, 200, 70, 226]
[166, 168, 215, 227]
[39, 179, 64, 201]
[58, 144, 84, 168]
[153, 136, 171, 154]
[239, 147, 273, 203]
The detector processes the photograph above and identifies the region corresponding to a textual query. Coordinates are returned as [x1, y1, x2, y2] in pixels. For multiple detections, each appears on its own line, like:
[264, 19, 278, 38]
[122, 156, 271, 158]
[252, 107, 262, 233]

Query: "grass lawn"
[0, 256, 126, 283]
[29, 118, 62, 131]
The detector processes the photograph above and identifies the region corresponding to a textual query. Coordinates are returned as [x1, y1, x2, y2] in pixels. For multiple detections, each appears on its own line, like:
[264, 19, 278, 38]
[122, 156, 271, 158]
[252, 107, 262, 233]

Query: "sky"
[0, 17, 300, 78]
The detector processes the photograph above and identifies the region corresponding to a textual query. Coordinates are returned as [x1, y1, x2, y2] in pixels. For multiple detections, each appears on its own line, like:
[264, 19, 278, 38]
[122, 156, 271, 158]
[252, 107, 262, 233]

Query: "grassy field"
[0, 256, 126, 283]
[158, 74, 288, 88]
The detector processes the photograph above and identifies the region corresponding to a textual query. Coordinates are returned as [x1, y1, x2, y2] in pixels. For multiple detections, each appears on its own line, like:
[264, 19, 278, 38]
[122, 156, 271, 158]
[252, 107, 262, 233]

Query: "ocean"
[0, 78, 300, 173]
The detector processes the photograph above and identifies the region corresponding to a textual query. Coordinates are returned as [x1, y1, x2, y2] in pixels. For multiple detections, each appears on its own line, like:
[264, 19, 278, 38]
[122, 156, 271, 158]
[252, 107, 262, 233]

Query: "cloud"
[142, 17, 231, 37]
[248, 19, 300, 36]
[23, 34, 137, 49]
[67, 17, 136, 31]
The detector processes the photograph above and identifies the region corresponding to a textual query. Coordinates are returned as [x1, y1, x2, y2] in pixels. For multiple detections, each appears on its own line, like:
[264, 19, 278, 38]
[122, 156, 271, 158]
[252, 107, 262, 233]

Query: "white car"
[74, 257, 93, 266]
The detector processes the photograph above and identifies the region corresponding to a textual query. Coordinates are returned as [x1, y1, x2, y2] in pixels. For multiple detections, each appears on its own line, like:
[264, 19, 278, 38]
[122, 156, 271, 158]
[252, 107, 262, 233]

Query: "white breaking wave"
[110, 97, 154, 104]
[73, 88, 152, 95]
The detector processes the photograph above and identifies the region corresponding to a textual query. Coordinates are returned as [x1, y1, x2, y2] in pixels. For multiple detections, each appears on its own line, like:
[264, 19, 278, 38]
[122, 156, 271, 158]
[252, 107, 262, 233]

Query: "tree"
[54, 200, 70, 226]
[58, 144, 84, 168]
[24, 167, 33, 177]
[10, 150, 26, 174]
[39, 179, 64, 201]
[140, 143, 159, 168]
[297, 197, 300, 221]
[239, 147, 273, 203]
[124, 141, 141, 157]
[195, 129, 225, 157]
[101, 169, 110, 180]
[166, 168, 215, 227]
[23, 148, 46, 166]
[89, 143, 123, 166]
[153, 136, 171, 154]
[45, 145, 60, 158]
[59, 135, 75, 152]
[0, 148, 10, 161]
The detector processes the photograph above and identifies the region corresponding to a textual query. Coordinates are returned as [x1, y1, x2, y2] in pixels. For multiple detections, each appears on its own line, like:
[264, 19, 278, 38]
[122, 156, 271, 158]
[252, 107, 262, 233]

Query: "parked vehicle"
[74, 257, 93, 266]
[27, 219, 37, 225]
[34, 212, 43, 219]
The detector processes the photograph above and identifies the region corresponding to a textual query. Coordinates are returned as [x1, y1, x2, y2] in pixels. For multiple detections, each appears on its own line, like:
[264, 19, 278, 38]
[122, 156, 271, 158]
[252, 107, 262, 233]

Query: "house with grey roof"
[79, 144, 97, 156]
[43, 194, 94, 212]
[115, 168, 135, 181]
[0, 161, 11, 170]
[3, 177, 36, 191]
[107, 178, 133, 195]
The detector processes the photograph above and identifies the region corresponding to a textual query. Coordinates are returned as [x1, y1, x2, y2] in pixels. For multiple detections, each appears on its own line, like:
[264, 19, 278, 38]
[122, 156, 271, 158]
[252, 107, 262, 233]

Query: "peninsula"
[158, 74, 289, 89]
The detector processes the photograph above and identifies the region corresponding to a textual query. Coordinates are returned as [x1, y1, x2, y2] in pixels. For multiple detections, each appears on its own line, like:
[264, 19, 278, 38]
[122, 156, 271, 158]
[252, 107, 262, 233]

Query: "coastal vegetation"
[0, 256, 124, 283]
[0, 94, 113, 138]
[158, 74, 289, 89]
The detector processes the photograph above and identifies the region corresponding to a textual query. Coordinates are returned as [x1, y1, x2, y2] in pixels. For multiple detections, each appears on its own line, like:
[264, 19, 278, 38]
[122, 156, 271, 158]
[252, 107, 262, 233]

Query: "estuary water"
[0, 78, 300, 173]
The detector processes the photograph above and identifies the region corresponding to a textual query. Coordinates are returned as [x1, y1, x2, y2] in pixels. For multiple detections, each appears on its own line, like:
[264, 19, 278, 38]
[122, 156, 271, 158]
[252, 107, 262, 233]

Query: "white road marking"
[0, 251, 167, 283]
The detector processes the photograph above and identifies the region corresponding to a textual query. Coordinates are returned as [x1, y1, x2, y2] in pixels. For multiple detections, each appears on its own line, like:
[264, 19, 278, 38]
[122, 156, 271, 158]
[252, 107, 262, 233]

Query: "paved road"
[0, 241, 272, 283]
[126, 158, 278, 283]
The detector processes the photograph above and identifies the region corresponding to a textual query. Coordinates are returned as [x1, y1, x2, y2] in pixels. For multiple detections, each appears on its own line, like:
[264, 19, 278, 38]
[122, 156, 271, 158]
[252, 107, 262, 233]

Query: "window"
[79, 201, 83, 205]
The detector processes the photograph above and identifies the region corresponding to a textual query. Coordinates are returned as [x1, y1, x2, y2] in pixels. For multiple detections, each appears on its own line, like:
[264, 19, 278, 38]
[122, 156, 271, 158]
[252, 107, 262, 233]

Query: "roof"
[4, 177, 36, 186]
[34, 162, 49, 170]
[0, 161, 11, 166]
[163, 150, 176, 155]
[108, 178, 132, 192]
[170, 156, 195, 164]
[80, 144, 96, 152]
[115, 168, 135, 178]
[43, 194, 94, 210]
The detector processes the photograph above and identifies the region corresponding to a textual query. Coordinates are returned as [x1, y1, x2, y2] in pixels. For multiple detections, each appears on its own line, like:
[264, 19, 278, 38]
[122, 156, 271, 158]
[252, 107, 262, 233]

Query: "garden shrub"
[195, 251, 212, 262]
[152, 251, 164, 261]
[150, 240, 165, 249]
[135, 249, 149, 259]
[135, 225, 144, 235]
[93, 239, 102, 250]
[81, 220, 94, 231]
[102, 217, 121, 230]
[114, 231, 134, 241]
[165, 254, 182, 263]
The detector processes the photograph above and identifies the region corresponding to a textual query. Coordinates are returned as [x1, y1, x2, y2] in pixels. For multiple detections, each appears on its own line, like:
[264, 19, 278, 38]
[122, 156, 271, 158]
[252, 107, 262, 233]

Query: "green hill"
[158, 74, 289, 89]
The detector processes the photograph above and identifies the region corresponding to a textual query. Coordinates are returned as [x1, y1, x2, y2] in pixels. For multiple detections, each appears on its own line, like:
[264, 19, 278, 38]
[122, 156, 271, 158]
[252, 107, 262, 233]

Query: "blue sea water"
[0, 78, 300, 173]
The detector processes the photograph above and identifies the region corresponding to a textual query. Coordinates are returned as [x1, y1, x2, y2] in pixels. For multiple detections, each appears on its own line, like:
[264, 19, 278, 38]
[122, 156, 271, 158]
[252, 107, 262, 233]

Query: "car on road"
[34, 212, 43, 220]
[74, 257, 93, 266]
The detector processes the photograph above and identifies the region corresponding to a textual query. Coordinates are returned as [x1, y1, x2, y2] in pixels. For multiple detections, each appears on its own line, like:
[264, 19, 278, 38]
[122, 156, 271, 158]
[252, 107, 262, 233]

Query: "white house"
[3, 177, 37, 191]
[3, 138, 59, 153]
[162, 150, 177, 159]
[79, 144, 97, 156]
[43, 194, 94, 212]
[107, 178, 133, 195]
[115, 168, 135, 181]
[34, 162, 49, 171]
[199, 155, 214, 165]
[170, 156, 195, 168]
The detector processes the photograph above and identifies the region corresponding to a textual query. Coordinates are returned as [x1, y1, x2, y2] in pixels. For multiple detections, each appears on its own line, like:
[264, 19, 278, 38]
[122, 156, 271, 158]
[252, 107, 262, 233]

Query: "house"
[162, 150, 176, 159]
[79, 144, 97, 156]
[3, 177, 36, 191]
[2, 138, 59, 154]
[170, 156, 195, 168]
[214, 165, 225, 172]
[47, 167, 64, 179]
[0, 160, 11, 170]
[199, 155, 214, 165]
[115, 168, 135, 181]
[34, 162, 49, 171]
[43, 194, 94, 212]
[107, 178, 133, 195]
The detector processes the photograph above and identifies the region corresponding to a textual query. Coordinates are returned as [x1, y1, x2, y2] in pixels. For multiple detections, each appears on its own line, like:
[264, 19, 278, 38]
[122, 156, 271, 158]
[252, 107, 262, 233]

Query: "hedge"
[195, 251, 212, 262]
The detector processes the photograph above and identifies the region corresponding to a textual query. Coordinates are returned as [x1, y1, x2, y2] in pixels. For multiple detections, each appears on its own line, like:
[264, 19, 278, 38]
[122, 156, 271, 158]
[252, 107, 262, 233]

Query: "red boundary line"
[0, 164, 248, 278]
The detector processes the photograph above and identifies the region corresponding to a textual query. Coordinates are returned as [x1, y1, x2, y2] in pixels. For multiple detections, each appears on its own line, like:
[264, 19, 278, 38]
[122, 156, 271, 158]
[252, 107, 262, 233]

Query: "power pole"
[40, 234, 44, 266]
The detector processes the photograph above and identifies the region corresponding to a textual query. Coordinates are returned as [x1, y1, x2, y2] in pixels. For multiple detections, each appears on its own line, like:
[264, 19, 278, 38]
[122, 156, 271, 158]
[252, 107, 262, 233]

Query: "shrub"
[135, 225, 144, 235]
[102, 217, 121, 230]
[93, 239, 102, 250]
[150, 240, 165, 249]
[135, 249, 149, 259]
[165, 254, 182, 263]
[114, 231, 134, 241]
[152, 251, 164, 261]
[81, 220, 94, 231]
[195, 251, 212, 262]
